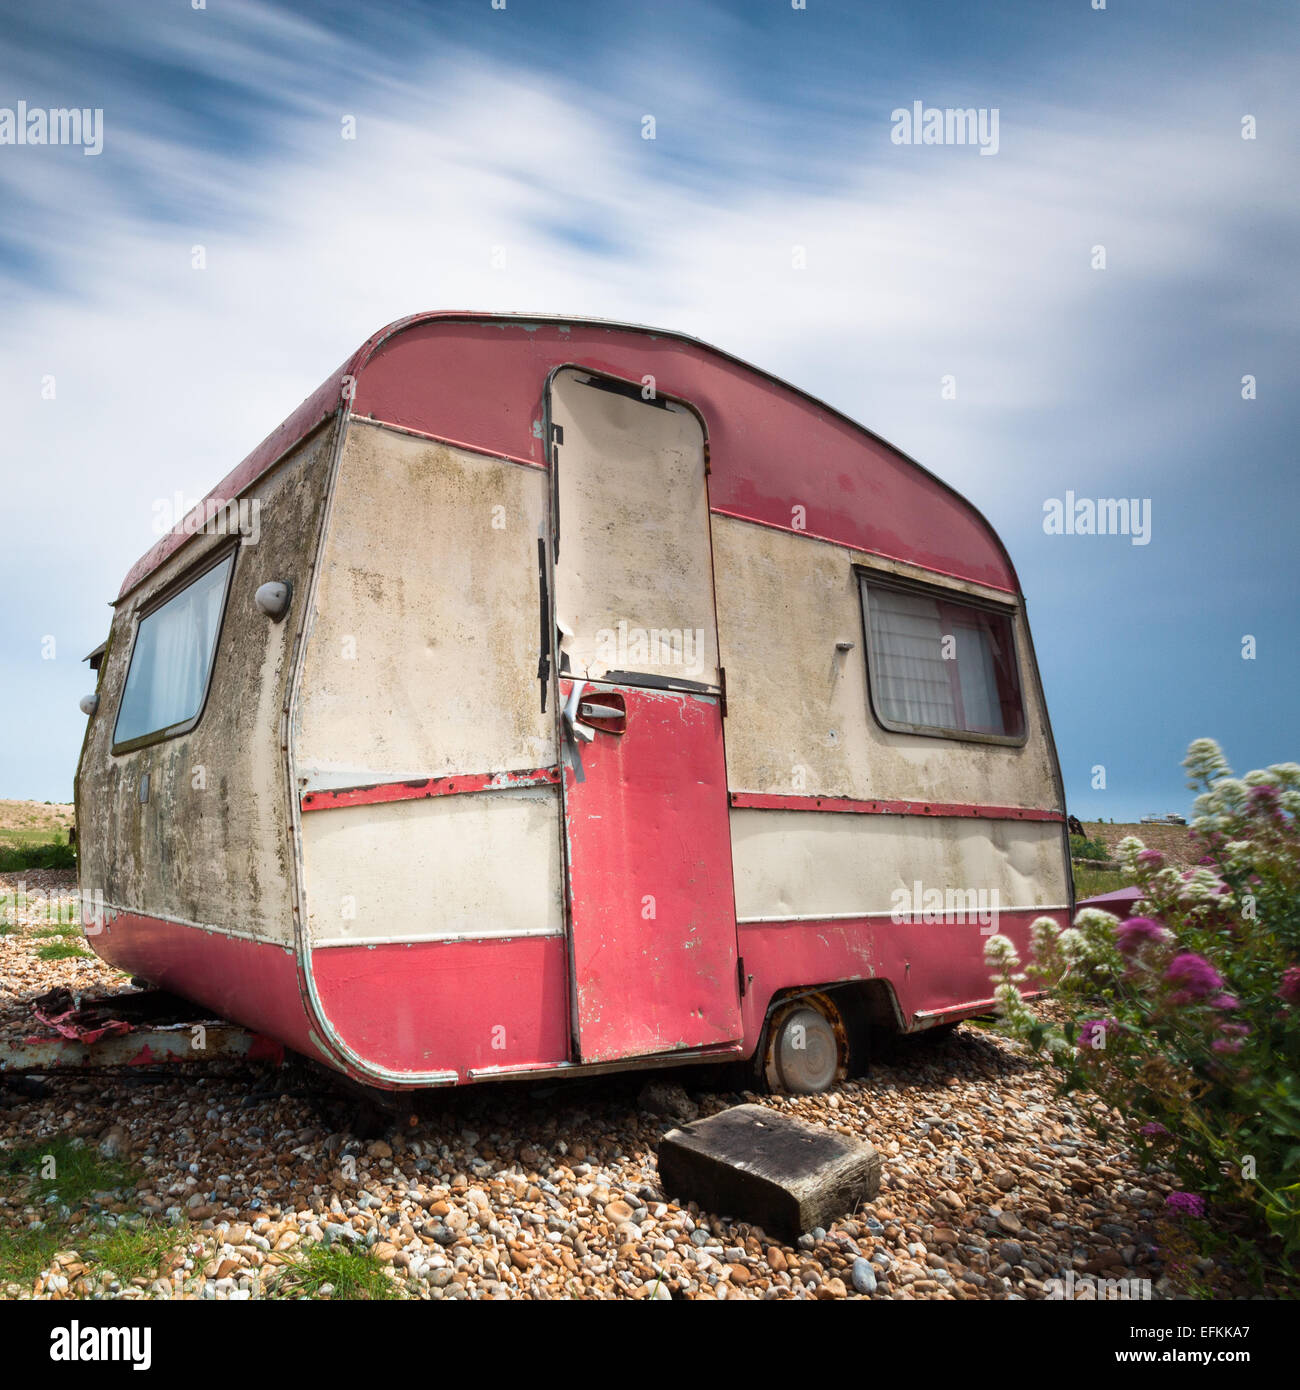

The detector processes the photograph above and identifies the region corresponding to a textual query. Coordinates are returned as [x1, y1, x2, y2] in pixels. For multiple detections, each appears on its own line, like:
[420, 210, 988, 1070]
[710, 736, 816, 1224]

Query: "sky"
[0, 0, 1296, 819]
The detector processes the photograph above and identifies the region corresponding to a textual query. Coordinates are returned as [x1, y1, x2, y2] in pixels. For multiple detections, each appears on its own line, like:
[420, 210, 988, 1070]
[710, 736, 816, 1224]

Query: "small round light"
[79, 693, 99, 716]
[255, 580, 293, 622]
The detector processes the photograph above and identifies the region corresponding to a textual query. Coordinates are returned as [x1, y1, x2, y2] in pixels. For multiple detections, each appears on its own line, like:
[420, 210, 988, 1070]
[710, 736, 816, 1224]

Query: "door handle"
[564, 683, 627, 740]
[563, 680, 596, 743]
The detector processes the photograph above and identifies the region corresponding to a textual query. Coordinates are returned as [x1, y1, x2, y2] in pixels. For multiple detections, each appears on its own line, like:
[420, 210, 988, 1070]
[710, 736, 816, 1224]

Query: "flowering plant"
[986, 740, 1300, 1263]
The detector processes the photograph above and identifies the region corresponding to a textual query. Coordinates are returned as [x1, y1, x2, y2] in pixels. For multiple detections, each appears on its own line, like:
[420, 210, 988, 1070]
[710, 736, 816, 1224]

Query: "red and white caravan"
[76, 313, 1070, 1094]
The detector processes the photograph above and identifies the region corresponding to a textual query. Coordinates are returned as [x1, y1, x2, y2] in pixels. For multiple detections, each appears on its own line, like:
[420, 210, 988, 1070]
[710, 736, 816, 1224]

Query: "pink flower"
[1278, 967, 1300, 1006]
[1139, 1122, 1169, 1138]
[1209, 994, 1240, 1011]
[1166, 1192, 1206, 1218]
[1137, 849, 1165, 869]
[1165, 952, 1224, 1000]
[1116, 916, 1169, 955]
[1212, 1037, 1245, 1054]
[1078, 1018, 1119, 1051]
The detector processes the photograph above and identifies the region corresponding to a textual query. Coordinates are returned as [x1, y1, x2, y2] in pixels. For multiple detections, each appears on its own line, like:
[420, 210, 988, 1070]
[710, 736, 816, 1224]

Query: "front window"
[114, 551, 235, 748]
[860, 577, 1025, 741]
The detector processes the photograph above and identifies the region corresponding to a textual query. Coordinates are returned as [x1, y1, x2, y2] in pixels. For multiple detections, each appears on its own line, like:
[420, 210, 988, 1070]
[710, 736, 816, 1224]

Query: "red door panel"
[562, 680, 742, 1063]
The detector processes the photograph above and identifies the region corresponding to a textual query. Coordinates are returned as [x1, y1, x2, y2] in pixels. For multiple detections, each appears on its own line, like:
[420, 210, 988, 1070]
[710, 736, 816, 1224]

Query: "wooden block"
[657, 1103, 881, 1240]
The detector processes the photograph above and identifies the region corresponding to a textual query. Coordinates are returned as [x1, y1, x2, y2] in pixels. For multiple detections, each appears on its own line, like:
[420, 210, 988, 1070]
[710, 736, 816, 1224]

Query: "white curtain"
[867, 588, 958, 728]
[866, 585, 1009, 734]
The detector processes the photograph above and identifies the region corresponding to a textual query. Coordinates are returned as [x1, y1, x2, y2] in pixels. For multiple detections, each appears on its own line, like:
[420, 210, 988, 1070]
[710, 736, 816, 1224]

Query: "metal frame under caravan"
[75, 312, 1072, 1094]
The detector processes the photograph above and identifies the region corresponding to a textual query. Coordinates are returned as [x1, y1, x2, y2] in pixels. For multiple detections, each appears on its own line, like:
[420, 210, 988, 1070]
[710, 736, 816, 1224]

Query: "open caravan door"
[547, 367, 743, 1064]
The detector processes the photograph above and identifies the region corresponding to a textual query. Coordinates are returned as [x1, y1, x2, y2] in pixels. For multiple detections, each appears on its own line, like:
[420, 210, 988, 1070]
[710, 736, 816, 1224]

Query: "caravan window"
[113, 551, 235, 749]
[860, 577, 1025, 742]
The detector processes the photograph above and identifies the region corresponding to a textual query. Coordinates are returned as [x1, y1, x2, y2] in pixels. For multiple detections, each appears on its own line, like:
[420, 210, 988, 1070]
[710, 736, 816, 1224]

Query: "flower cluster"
[987, 740, 1300, 1267]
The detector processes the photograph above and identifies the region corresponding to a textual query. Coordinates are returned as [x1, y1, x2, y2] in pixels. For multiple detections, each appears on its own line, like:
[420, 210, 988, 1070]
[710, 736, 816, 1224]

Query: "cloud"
[1, 1, 1297, 800]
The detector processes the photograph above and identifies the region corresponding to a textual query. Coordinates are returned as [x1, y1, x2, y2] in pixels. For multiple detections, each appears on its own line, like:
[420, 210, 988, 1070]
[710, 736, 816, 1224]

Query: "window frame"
[111, 542, 239, 755]
[856, 568, 1029, 748]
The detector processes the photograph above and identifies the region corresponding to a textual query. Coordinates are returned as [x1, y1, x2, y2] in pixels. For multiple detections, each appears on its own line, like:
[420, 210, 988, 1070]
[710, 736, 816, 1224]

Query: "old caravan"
[76, 313, 1070, 1094]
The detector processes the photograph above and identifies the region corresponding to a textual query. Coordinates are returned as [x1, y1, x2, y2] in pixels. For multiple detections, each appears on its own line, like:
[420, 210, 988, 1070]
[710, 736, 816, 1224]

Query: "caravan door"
[547, 368, 742, 1064]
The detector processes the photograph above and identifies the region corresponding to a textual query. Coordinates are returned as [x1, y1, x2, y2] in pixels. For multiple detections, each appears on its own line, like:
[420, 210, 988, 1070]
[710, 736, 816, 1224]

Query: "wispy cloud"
[2, 0, 1297, 806]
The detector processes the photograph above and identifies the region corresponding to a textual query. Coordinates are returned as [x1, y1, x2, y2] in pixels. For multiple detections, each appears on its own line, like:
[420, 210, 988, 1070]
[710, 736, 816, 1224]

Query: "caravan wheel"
[761, 992, 850, 1094]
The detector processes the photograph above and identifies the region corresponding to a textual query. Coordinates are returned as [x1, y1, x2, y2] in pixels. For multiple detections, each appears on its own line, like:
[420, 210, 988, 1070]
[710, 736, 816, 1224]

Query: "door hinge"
[737, 955, 747, 998]
[718, 665, 728, 718]
[703, 439, 711, 474]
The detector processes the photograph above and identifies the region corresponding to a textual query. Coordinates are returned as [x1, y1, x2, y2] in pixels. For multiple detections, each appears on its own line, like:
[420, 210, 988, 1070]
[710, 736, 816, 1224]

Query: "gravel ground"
[1, 871, 1195, 1302]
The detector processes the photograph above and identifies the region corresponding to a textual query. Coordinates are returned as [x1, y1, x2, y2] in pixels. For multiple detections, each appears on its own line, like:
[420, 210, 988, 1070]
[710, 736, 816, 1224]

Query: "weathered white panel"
[550, 370, 720, 687]
[296, 423, 555, 787]
[711, 514, 1060, 810]
[730, 809, 1069, 922]
[303, 788, 563, 945]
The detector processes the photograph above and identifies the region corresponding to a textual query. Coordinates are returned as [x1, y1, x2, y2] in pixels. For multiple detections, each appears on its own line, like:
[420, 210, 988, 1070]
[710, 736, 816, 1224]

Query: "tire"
[760, 992, 851, 1094]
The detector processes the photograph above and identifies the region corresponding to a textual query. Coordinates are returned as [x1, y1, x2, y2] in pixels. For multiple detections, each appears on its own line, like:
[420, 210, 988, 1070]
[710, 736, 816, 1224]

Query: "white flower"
[1184, 738, 1231, 786]
[1072, 907, 1121, 934]
[1115, 836, 1147, 873]
[984, 933, 1021, 973]
[1029, 916, 1061, 955]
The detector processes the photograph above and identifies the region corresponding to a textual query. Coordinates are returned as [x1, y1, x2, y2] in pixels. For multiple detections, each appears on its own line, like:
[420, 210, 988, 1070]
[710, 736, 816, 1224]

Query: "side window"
[860, 576, 1025, 742]
[113, 551, 236, 749]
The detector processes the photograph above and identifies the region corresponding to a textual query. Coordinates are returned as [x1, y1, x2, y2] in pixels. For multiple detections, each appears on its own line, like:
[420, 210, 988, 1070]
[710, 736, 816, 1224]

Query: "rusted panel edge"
[910, 989, 1048, 1030]
[728, 792, 1064, 821]
[467, 1041, 744, 1082]
[300, 765, 562, 812]
[1, 1024, 284, 1072]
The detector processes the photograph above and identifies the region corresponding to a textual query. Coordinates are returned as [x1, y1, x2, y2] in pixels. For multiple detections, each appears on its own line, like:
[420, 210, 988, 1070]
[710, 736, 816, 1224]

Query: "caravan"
[75, 312, 1070, 1094]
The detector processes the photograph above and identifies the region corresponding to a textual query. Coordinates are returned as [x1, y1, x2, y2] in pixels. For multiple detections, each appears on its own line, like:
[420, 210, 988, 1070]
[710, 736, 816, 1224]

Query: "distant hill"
[1083, 820, 1202, 869]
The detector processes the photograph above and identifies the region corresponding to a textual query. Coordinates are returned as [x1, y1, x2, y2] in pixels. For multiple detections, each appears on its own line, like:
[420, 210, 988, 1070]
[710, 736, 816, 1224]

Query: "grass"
[0, 1217, 184, 1291]
[1073, 865, 1133, 899]
[0, 836, 76, 873]
[35, 939, 92, 962]
[271, 1241, 404, 1300]
[0, 1137, 137, 1207]
[0, 827, 65, 849]
[0, 1224, 67, 1285]
[29, 923, 84, 939]
[0, 1137, 169, 1291]
[88, 1223, 182, 1283]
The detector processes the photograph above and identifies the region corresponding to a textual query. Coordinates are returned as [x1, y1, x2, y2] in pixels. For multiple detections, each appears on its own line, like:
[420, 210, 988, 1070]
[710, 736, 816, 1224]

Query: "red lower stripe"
[729, 792, 1063, 821]
[301, 766, 561, 812]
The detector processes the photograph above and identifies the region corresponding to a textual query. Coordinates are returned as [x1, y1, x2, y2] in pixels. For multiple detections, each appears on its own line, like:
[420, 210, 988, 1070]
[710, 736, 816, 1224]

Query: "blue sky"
[1, 0, 1296, 818]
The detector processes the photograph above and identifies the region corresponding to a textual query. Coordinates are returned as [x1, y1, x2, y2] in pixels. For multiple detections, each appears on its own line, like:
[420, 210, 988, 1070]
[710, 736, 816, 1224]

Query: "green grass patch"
[1073, 865, 1134, 900]
[0, 1222, 68, 1286]
[29, 923, 83, 939]
[35, 940, 92, 962]
[86, 1222, 182, 1283]
[0, 1136, 137, 1207]
[272, 1241, 404, 1300]
[0, 1138, 174, 1292]
[0, 834, 76, 872]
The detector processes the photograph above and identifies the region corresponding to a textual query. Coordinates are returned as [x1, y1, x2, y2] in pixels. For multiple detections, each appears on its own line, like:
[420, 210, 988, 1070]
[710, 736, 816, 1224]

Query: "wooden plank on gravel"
[657, 1103, 881, 1240]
